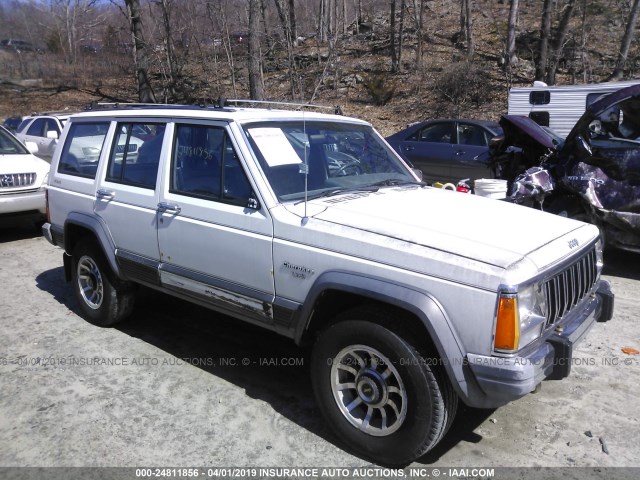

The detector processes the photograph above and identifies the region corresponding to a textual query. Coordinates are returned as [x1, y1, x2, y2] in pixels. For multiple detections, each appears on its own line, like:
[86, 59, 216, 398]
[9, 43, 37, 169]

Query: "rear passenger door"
[94, 120, 168, 262]
[156, 121, 275, 324]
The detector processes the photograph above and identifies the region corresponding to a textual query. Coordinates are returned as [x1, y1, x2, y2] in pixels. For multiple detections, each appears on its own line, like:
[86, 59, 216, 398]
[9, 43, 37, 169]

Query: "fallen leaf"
[621, 347, 640, 355]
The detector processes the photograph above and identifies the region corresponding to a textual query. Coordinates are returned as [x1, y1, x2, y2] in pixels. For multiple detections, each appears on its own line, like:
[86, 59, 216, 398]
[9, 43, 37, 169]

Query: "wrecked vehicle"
[491, 83, 640, 252]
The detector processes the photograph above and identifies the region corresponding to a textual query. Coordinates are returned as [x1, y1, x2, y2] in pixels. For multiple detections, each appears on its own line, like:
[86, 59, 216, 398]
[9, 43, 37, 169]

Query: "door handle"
[157, 202, 181, 214]
[455, 150, 466, 156]
[96, 189, 115, 199]
[403, 146, 415, 151]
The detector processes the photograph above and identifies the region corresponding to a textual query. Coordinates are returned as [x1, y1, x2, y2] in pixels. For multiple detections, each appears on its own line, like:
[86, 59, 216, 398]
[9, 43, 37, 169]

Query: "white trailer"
[507, 79, 640, 138]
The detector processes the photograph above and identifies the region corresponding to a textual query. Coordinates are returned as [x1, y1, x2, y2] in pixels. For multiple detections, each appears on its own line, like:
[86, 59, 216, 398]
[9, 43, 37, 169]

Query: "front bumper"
[0, 190, 46, 215]
[466, 280, 614, 407]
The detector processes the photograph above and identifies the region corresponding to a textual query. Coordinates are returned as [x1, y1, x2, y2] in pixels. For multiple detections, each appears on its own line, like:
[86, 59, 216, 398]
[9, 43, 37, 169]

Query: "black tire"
[310, 308, 458, 466]
[71, 238, 135, 326]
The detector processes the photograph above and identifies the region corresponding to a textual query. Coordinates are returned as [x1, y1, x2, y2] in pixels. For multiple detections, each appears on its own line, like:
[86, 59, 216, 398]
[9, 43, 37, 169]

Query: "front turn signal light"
[494, 295, 520, 351]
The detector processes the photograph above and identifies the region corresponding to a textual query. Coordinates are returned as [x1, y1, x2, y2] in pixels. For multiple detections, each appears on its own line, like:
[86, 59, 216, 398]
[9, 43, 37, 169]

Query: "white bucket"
[474, 179, 508, 199]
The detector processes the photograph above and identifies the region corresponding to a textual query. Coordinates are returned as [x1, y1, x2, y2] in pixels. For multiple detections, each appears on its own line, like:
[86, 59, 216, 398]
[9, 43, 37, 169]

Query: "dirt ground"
[0, 219, 639, 476]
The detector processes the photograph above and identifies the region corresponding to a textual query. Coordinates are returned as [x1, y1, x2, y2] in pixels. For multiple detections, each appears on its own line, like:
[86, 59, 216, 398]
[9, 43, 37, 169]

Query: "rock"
[599, 437, 609, 455]
[490, 418, 497, 424]
[584, 430, 593, 438]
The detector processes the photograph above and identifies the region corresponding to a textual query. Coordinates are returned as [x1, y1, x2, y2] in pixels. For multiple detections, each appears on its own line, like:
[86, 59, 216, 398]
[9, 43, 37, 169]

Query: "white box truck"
[507, 79, 640, 138]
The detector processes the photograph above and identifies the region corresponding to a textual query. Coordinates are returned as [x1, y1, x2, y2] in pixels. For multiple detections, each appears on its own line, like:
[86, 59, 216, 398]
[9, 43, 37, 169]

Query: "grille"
[115, 144, 138, 154]
[542, 247, 598, 328]
[0, 173, 37, 188]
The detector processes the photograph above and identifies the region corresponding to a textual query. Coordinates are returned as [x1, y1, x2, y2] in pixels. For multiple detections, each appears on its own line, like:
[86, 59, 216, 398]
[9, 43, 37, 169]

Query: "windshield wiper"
[368, 178, 425, 187]
[294, 186, 380, 204]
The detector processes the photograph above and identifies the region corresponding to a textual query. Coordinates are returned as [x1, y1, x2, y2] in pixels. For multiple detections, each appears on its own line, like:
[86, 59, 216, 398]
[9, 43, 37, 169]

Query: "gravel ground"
[0, 220, 638, 477]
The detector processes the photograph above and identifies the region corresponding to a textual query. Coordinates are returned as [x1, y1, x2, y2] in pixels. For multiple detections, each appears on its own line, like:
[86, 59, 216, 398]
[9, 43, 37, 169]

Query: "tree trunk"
[505, 0, 519, 68]
[124, 0, 156, 103]
[288, 0, 297, 40]
[415, 0, 425, 71]
[248, 0, 265, 100]
[535, 0, 552, 81]
[611, 0, 640, 80]
[390, 1, 398, 72]
[465, 0, 474, 57]
[545, 0, 576, 85]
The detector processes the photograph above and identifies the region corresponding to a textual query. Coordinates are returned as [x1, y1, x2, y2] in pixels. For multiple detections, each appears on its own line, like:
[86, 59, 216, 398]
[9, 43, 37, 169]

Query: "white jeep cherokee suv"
[42, 103, 614, 465]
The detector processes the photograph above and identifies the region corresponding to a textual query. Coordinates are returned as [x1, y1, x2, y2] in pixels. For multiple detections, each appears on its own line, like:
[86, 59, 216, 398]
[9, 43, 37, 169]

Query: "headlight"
[595, 239, 604, 273]
[517, 284, 547, 347]
[494, 284, 546, 352]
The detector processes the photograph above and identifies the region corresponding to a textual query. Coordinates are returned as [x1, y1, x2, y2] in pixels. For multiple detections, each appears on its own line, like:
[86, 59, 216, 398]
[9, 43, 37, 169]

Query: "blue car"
[386, 119, 503, 184]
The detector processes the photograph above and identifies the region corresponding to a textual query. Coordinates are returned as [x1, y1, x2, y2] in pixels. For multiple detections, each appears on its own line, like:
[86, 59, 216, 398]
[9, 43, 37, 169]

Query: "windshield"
[243, 121, 417, 201]
[0, 127, 29, 155]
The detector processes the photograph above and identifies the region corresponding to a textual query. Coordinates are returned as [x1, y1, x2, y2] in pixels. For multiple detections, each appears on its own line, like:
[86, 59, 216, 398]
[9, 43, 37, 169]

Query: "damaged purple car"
[491, 83, 640, 252]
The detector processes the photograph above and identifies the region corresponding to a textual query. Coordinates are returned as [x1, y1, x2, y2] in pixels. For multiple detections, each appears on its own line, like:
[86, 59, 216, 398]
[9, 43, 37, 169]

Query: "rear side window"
[58, 122, 110, 178]
[106, 123, 166, 189]
[410, 123, 453, 143]
[26, 118, 47, 137]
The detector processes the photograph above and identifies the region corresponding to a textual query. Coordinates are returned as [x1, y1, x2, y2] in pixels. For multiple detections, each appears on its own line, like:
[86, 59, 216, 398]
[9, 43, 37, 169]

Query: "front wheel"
[311, 310, 458, 465]
[71, 238, 135, 326]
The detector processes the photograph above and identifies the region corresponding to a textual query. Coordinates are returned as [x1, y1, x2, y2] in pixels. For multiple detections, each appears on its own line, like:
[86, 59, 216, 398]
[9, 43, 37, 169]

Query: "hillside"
[1, 0, 640, 136]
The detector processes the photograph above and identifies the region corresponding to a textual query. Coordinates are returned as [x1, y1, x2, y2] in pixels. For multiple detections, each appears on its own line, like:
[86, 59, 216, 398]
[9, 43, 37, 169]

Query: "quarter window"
[106, 123, 166, 189]
[58, 122, 110, 178]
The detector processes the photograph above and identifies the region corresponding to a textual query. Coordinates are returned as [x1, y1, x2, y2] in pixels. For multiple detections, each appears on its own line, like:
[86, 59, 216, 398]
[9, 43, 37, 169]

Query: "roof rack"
[84, 99, 343, 115]
[222, 98, 343, 115]
[30, 109, 75, 117]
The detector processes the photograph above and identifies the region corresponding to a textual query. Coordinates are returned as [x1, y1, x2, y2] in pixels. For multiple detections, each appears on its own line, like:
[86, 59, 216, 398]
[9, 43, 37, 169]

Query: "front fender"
[295, 270, 487, 406]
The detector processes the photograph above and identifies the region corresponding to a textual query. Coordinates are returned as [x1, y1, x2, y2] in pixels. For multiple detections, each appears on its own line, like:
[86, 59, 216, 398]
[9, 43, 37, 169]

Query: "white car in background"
[0, 125, 49, 221]
[15, 113, 71, 161]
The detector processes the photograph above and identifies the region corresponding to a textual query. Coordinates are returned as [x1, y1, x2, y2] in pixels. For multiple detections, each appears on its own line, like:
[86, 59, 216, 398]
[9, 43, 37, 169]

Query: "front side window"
[58, 122, 110, 178]
[243, 121, 416, 201]
[171, 124, 251, 205]
[457, 123, 490, 146]
[106, 122, 165, 189]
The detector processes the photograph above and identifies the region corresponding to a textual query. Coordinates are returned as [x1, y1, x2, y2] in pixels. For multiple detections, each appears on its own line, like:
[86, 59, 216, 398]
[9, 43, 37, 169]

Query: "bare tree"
[274, 0, 301, 98]
[504, 0, 519, 69]
[460, 0, 474, 58]
[535, 0, 552, 81]
[545, 0, 576, 85]
[249, 0, 265, 99]
[123, 0, 156, 102]
[413, 0, 426, 71]
[611, 0, 640, 80]
[390, 0, 406, 73]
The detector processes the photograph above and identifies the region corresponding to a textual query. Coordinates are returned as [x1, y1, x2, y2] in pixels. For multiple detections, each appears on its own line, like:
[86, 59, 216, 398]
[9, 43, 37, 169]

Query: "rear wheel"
[71, 238, 135, 326]
[311, 308, 458, 465]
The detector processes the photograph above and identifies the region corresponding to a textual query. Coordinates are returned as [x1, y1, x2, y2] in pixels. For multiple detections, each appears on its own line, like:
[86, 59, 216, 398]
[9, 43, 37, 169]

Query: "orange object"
[621, 347, 640, 355]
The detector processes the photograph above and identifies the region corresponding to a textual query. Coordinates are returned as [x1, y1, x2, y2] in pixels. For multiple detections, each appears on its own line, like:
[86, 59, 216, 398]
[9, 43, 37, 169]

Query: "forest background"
[1, 0, 640, 135]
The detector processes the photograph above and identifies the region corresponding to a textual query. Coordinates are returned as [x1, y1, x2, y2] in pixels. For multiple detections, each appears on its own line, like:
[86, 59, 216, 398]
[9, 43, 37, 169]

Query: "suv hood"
[285, 186, 589, 270]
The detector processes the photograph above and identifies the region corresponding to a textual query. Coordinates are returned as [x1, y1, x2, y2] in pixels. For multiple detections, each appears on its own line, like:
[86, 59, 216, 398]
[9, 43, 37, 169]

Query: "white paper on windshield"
[248, 128, 302, 167]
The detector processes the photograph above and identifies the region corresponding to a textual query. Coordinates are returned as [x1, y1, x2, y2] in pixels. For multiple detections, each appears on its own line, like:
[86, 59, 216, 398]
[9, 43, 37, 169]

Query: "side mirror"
[247, 192, 260, 210]
[25, 141, 39, 154]
[46, 130, 59, 140]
